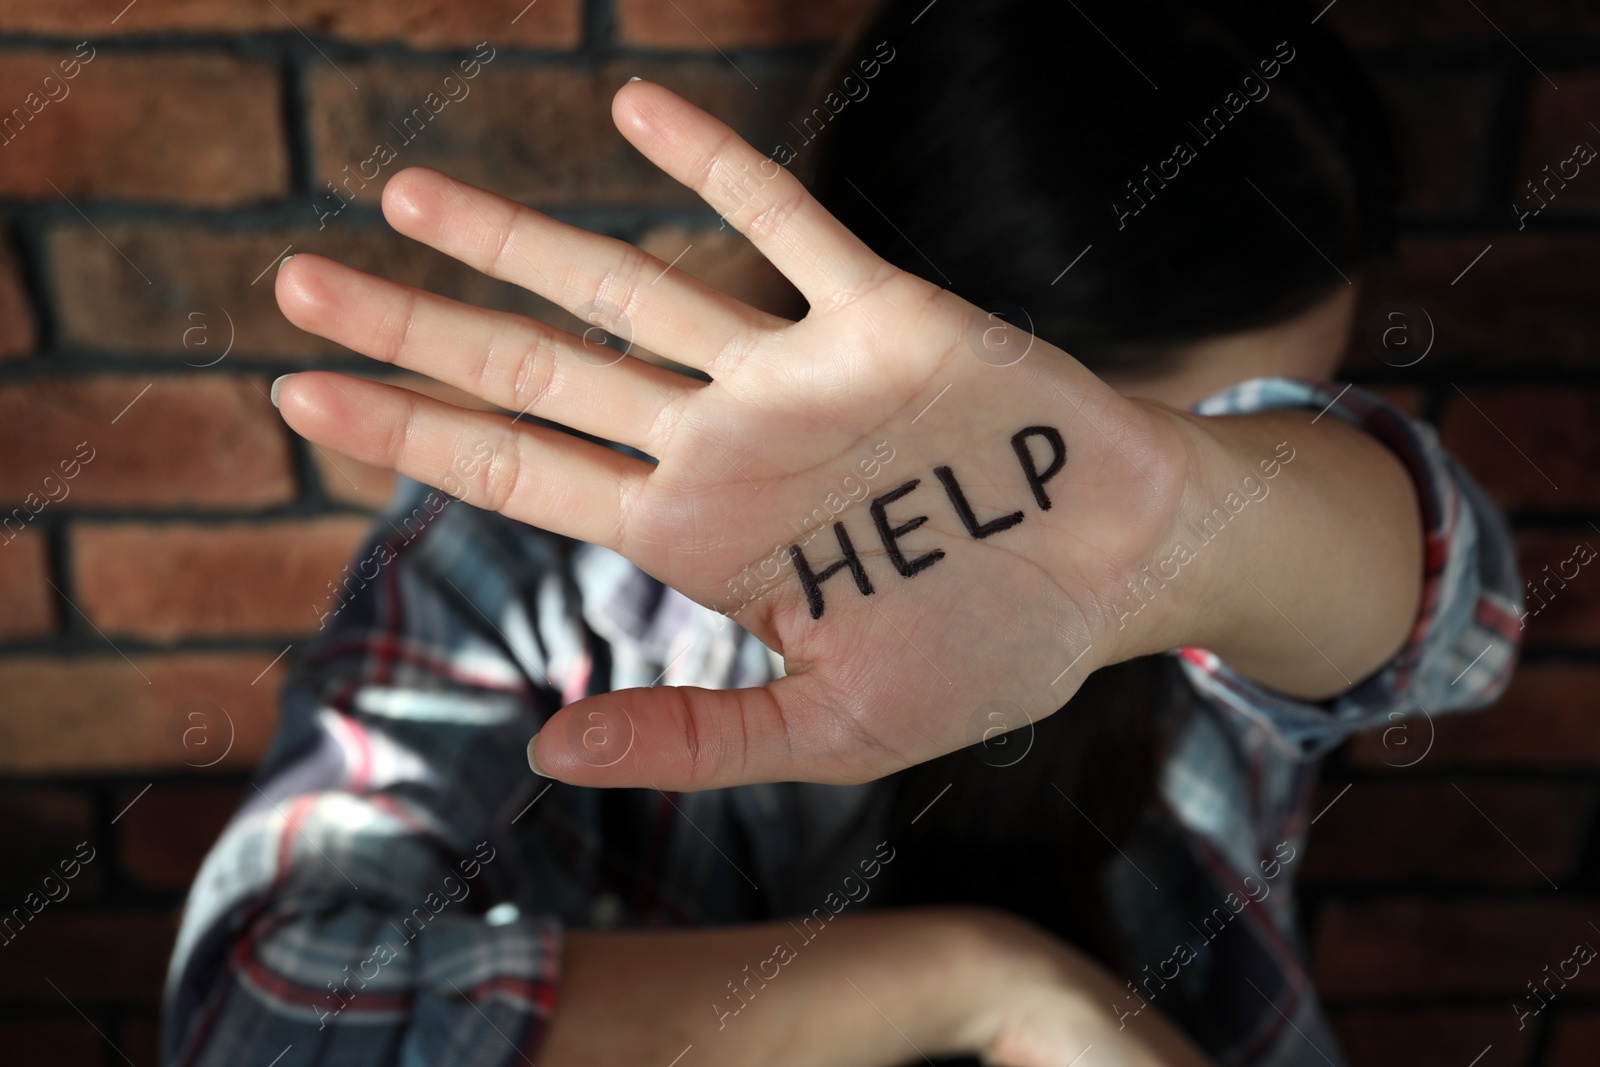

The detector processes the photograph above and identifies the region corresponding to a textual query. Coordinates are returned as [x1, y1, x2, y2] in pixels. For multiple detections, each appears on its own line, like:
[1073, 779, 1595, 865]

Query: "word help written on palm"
[272, 80, 1201, 790]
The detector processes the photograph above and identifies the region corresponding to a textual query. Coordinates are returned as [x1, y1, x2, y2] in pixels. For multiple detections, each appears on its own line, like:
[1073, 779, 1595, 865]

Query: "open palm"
[273, 80, 1200, 790]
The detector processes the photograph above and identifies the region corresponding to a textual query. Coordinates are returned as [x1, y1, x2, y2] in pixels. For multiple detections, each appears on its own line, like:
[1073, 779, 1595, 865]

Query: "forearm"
[537, 908, 998, 1067]
[539, 906, 1217, 1067]
[1124, 404, 1424, 700]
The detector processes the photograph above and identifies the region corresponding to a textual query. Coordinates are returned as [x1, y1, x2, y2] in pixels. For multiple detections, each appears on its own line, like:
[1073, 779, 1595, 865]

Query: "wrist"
[1159, 409, 1294, 657]
[1091, 398, 1245, 665]
[937, 907, 1085, 1053]
[944, 907, 1223, 1067]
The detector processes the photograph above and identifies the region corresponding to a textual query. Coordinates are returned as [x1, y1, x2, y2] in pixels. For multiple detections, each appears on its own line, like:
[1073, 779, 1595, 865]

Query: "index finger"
[612, 79, 895, 310]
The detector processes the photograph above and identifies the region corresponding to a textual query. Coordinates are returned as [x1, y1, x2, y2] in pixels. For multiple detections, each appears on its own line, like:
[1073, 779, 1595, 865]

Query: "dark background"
[1, 1, 1598, 1064]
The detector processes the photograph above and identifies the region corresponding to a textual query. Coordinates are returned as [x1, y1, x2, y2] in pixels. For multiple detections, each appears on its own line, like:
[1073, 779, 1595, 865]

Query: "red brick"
[0, 1019, 101, 1067]
[1515, 528, 1600, 645]
[0, 228, 35, 359]
[1302, 780, 1593, 887]
[0, 910, 179, 1006]
[0, 51, 285, 206]
[1349, 664, 1600, 769]
[118, 782, 244, 891]
[1438, 386, 1598, 512]
[616, 0, 873, 47]
[1517, 73, 1600, 219]
[0, 1, 579, 48]
[313, 445, 399, 508]
[1327, 0, 1600, 47]
[0, 528, 54, 639]
[0, 376, 294, 508]
[1370, 69, 1501, 219]
[1327, 1008, 1531, 1067]
[1550, 1012, 1600, 1067]
[72, 517, 372, 642]
[307, 58, 808, 210]
[1346, 236, 1600, 373]
[0, 788, 101, 900]
[0, 653, 284, 774]
[50, 223, 567, 360]
[1312, 897, 1600, 998]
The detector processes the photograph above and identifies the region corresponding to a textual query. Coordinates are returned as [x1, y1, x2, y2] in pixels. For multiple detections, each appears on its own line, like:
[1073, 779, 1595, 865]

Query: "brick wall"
[0, 2, 1593, 1065]
[1295, 5, 1600, 1065]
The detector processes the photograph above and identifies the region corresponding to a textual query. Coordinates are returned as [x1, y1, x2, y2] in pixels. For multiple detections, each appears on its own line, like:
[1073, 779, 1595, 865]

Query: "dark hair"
[803, 0, 1398, 372]
[803, 0, 1397, 974]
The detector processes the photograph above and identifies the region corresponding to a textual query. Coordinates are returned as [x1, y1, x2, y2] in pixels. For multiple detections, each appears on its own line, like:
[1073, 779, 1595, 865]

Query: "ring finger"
[277, 253, 702, 456]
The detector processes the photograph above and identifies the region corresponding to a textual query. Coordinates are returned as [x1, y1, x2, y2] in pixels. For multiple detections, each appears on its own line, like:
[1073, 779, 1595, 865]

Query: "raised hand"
[272, 79, 1216, 790]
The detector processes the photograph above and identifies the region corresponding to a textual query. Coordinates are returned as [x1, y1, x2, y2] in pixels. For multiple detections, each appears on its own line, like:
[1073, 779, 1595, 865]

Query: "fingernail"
[277, 253, 295, 274]
[270, 374, 292, 409]
[626, 76, 642, 83]
[527, 731, 550, 777]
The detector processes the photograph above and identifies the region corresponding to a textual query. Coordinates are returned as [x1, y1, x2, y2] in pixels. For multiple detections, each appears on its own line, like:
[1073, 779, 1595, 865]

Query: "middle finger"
[382, 167, 786, 375]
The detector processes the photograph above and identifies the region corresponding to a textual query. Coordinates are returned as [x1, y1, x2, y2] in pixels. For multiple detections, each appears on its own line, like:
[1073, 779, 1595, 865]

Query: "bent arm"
[541, 907, 1217, 1067]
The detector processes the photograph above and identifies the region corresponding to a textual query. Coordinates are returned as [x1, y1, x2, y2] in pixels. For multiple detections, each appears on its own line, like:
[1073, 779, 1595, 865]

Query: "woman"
[163, 1, 1521, 1064]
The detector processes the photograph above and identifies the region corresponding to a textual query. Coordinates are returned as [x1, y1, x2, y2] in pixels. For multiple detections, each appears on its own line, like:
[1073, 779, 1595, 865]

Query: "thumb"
[525, 675, 849, 791]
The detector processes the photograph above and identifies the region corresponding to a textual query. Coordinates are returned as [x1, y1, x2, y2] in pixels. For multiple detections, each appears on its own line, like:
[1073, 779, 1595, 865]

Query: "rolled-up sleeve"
[1175, 377, 1525, 758]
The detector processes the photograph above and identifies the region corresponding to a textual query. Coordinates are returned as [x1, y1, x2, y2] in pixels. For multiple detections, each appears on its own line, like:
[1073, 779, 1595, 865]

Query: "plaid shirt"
[164, 378, 1523, 1067]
